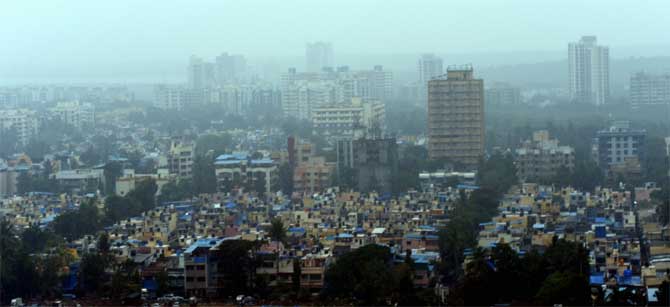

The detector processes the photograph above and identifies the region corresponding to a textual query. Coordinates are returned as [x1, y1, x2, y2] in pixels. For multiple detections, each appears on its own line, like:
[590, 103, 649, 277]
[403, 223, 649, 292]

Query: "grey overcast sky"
[1, 0, 669, 82]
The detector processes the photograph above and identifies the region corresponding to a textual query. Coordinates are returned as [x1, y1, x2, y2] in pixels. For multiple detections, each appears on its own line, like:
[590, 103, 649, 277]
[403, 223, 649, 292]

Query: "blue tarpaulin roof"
[590, 273, 605, 285]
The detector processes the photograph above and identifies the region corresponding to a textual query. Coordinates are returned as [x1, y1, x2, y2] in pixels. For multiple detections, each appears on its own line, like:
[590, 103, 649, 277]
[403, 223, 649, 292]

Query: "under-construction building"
[427, 65, 484, 168]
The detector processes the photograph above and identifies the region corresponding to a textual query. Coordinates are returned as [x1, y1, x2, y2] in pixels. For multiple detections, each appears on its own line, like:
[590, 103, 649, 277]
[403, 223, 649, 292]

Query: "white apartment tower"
[306, 42, 334, 73]
[568, 36, 610, 105]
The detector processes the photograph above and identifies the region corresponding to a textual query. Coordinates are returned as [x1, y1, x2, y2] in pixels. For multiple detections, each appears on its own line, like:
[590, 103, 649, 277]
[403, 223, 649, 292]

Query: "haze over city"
[2, 0, 670, 83]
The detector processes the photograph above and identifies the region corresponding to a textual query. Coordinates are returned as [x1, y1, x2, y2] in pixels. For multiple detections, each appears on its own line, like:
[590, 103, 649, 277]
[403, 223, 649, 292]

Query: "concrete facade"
[427, 65, 484, 168]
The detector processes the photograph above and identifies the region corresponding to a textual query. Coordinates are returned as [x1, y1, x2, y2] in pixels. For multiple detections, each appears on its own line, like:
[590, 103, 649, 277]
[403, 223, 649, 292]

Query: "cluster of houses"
[473, 182, 670, 303]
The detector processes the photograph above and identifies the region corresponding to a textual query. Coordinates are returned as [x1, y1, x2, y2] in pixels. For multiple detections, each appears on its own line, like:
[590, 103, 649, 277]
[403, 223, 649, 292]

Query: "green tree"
[21, 224, 60, 254]
[80, 146, 102, 166]
[192, 154, 217, 194]
[195, 133, 232, 156]
[534, 271, 590, 306]
[477, 153, 518, 195]
[23, 140, 50, 162]
[126, 179, 157, 212]
[323, 244, 395, 305]
[52, 200, 102, 241]
[103, 161, 123, 195]
[158, 179, 193, 204]
[292, 257, 301, 299]
[268, 217, 287, 244]
[80, 252, 110, 295]
[212, 240, 260, 297]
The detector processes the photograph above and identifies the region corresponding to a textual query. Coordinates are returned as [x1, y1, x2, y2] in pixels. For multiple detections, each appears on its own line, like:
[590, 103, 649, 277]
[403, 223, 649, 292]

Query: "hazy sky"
[2, 0, 669, 82]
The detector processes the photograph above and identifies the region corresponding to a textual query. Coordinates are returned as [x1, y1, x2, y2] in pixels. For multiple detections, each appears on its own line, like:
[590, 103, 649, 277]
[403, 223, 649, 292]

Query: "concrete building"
[52, 168, 104, 193]
[154, 85, 185, 110]
[168, 140, 195, 180]
[305, 42, 333, 73]
[50, 101, 95, 129]
[311, 98, 385, 137]
[630, 72, 670, 107]
[214, 153, 278, 195]
[0, 159, 22, 197]
[485, 83, 522, 105]
[594, 121, 646, 172]
[569, 36, 610, 105]
[427, 65, 484, 168]
[281, 80, 339, 120]
[115, 169, 174, 197]
[515, 131, 575, 182]
[288, 139, 335, 194]
[361, 65, 394, 102]
[418, 54, 443, 85]
[183, 238, 227, 298]
[336, 136, 398, 193]
[188, 55, 216, 89]
[0, 109, 38, 145]
[280, 66, 393, 119]
[215, 52, 247, 85]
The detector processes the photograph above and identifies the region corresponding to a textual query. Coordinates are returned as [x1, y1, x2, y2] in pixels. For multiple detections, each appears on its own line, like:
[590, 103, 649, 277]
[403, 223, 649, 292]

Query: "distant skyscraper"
[427, 65, 484, 168]
[306, 42, 334, 72]
[188, 55, 216, 89]
[568, 36, 610, 105]
[418, 54, 444, 84]
[215, 52, 247, 84]
[187, 55, 204, 89]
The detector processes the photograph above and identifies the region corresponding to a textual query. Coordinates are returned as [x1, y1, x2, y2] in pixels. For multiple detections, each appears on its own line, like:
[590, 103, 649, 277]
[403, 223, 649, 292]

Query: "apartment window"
[197, 277, 206, 282]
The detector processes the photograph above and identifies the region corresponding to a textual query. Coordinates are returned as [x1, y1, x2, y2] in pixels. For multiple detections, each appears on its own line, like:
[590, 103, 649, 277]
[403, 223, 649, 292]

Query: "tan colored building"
[289, 138, 335, 194]
[515, 130, 575, 182]
[427, 65, 484, 168]
[168, 140, 194, 179]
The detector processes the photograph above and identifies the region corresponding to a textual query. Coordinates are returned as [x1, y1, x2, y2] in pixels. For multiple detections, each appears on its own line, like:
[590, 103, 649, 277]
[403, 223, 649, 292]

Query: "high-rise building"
[50, 101, 95, 129]
[418, 54, 444, 84]
[427, 65, 484, 168]
[215, 52, 247, 84]
[154, 85, 185, 110]
[214, 153, 278, 195]
[568, 36, 610, 105]
[485, 83, 521, 105]
[0, 109, 39, 146]
[336, 136, 398, 193]
[311, 97, 386, 137]
[168, 140, 195, 180]
[279, 66, 393, 119]
[187, 55, 216, 89]
[594, 121, 646, 173]
[305, 42, 333, 73]
[630, 72, 670, 107]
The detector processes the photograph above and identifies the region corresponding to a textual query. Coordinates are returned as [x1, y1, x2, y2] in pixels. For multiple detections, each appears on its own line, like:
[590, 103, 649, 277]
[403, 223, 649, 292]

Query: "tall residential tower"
[427, 65, 484, 168]
[568, 36, 610, 105]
